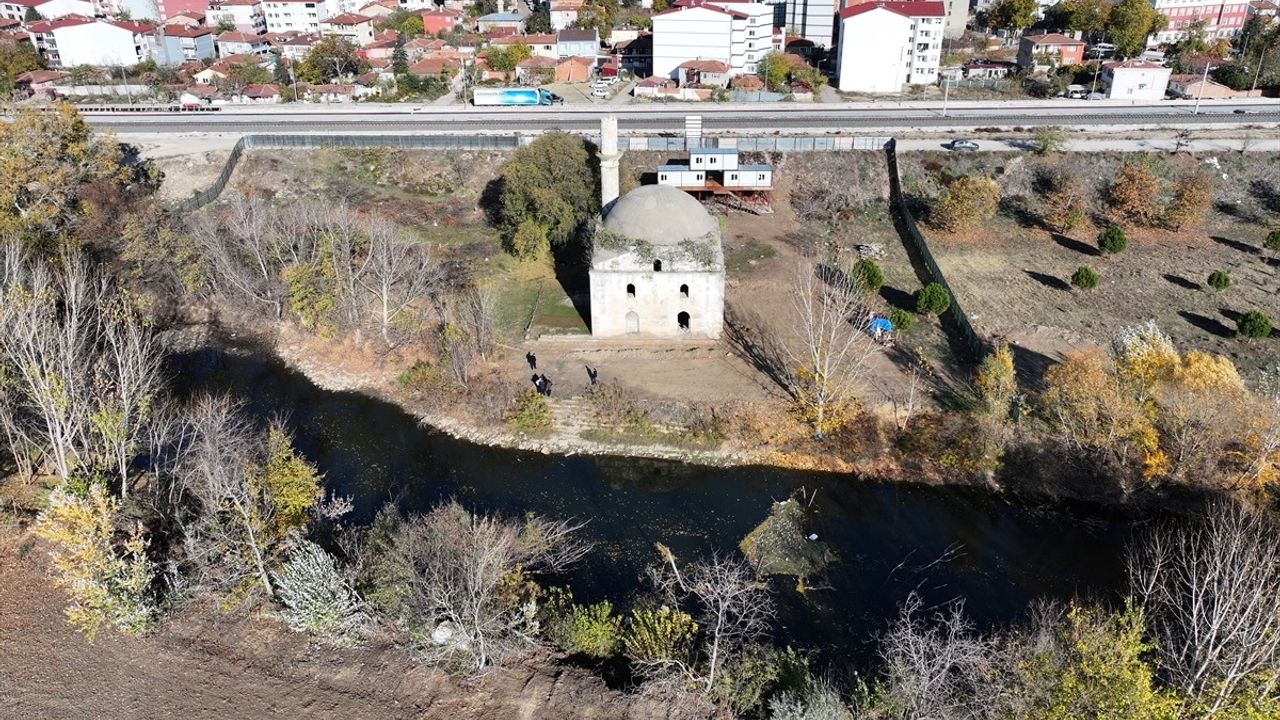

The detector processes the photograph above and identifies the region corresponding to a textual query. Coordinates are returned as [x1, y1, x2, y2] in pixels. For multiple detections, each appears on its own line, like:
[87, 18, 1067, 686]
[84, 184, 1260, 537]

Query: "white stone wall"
[590, 269, 724, 339]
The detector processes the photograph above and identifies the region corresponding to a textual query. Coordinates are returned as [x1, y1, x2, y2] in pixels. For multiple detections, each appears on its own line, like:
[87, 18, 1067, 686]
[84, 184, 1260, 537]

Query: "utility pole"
[941, 73, 951, 117]
[1193, 58, 1212, 115]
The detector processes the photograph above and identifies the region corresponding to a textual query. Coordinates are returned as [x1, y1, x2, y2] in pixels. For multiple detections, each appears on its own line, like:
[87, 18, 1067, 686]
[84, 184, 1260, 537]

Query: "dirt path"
[0, 529, 709, 720]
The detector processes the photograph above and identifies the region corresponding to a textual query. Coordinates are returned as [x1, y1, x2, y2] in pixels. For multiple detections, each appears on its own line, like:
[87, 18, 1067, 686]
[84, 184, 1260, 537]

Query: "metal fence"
[171, 136, 247, 214]
[884, 139, 983, 361]
[243, 134, 523, 150]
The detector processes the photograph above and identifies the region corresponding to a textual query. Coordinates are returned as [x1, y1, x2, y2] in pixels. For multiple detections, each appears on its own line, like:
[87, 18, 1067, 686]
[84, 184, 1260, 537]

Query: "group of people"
[524, 352, 599, 397]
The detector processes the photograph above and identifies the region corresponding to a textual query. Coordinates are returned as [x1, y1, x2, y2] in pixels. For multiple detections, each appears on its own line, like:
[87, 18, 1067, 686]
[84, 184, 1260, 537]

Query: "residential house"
[31, 17, 154, 67]
[0, 0, 92, 22]
[305, 81, 365, 100]
[549, 0, 581, 29]
[556, 26, 595, 57]
[1248, 0, 1277, 16]
[262, 0, 328, 33]
[633, 73, 709, 98]
[216, 29, 270, 54]
[1151, 0, 1250, 42]
[272, 29, 317, 57]
[493, 32, 557, 57]
[166, 11, 205, 25]
[612, 31, 650, 76]
[515, 53, 556, 81]
[407, 55, 458, 77]
[651, 0, 780, 79]
[155, 0, 208, 23]
[834, 0, 945, 93]
[403, 35, 445, 58]
[475, 11, 522, 32]
[962, 58, 1016, 78]
[179, 83, 218, 103]
[675, 58, 729, 86]
[14, 68, 67, 97]
[1168, 72, 1260, 97]
[356, 0, 394, 15]
[320, 11, 373, 44]
[193, 51, 258, 81]
[1016, 33, 1085, 72]
[154, 24, 216, 64]
[360, 28, 398, 58]
[1102, 58, 1171, 99]
[555, 54, 591, 81]
[208, 0, 266, 33]
[239, 81, 280, 100]
[419, 6, 460, 33]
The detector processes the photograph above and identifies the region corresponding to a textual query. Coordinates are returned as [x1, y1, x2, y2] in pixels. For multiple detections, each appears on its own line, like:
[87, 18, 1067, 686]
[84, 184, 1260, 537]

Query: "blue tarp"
[870, 317, 894, 334]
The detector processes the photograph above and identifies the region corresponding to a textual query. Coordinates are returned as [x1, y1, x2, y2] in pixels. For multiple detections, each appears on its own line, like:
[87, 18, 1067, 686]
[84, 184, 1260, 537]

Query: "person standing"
[526, 352, 537, 370]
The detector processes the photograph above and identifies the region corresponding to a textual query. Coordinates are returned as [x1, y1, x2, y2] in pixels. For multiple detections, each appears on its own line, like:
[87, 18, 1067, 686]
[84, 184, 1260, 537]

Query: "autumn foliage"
[930, 175, 1000, 232]
[1107, 160, 1161, 226]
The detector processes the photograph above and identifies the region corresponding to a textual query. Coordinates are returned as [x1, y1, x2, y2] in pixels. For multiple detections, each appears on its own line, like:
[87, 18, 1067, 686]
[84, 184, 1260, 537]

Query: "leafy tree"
[889, 308, 914, 332]
[1032, 126, 1067, 155]
[23, 6, 41, 21]
[0, 40, 45, 95]
[622, 606, 698, 677]
[525, 8, 553, 33]
[1207, 270, 1231, 291]
[574, 0, 618, 40]
[391, 34, 409, 76]
[1106, 0, 1168, 58]
[507, 387, 552, 430]
[218, 60, 272, 94]
[976, 343, 1017, 420]
[1107, 159, 1159, 225]
[295, 37, 367, 84]
[214, 18, 235, 33]
[378, 10, 425, 37]
[914, 283, 951, 315]
[36, 481, 157, 640]
[930, 175, 1000, 232]
[1097, 224, 1128, 254]
[0, 104, 127, 247]
[1238, 310, 1272, 339]
[484, 42, 531, 73]
[852, 258, 883, 293]
[758, 52, 790, 92]
[1266, 228, 1280, 255]
[989, 0, 1037, 31]
[1041, 169, 1088, 232]
[1072, 265, 1099, 289]
[1162, 173, 1213, 231]
[272, 57, 292, 87]
[1054, 0, 1112, 33]
[497, 132, 599, 257]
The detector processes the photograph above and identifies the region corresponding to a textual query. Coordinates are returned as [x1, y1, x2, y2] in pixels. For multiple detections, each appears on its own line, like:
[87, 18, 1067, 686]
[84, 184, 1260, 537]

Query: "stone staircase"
[545, 396, 594, 437]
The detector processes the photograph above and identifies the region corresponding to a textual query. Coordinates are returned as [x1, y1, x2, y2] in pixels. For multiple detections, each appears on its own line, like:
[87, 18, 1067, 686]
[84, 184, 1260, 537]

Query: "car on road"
[947, 139, 979, 152]
[1233, 108, 1249, 114]
[591, 86, 609, 98]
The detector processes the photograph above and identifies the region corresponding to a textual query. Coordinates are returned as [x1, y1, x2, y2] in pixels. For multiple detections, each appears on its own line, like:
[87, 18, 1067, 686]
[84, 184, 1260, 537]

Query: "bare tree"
[94, 297, 165, 496]
[358, 219, 441, 347]
[459, 285, 498, 362]
[393, 500, 588, 672]
[176, 395, 276, 597]
[785, 262, 877, 438]
[651, 545, 774, 691]
[190, 193, 286, 316]
[1130, 503, 1280, 715]
[877, 594, 995, 720]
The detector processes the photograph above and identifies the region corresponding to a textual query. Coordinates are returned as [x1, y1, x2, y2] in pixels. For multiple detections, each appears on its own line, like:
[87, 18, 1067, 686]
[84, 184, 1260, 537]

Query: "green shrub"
[889, 309, 914, 332]
[914, 283, 951, 316]
[1097, 224, 1128, 254]
[622, 606, 697, 672]
[852, 258, 883, 293]
[282, 261, 337, 335]
[1207, 270, 1232, 291]
[545, 592, 621, 658]
[1238, 311, 1273, 339]
[507, 388, 552, 433]
[1072, 266, 1099, 290]
[1265, 229, 1280, 253]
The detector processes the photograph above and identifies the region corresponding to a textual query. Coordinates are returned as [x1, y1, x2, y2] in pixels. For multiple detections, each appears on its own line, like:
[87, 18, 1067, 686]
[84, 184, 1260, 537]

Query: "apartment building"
[1150, 0, 1250, 42]
[262, 0, 328, 33]
[208, 0, 267, 33]
[651, 0, 780, 79]
[835, 0, 945, 92]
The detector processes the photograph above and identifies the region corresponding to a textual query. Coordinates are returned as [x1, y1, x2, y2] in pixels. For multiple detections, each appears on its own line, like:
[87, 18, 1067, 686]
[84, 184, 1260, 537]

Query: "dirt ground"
[898, 151, 1280, 381]
[0, 522, 708, 720]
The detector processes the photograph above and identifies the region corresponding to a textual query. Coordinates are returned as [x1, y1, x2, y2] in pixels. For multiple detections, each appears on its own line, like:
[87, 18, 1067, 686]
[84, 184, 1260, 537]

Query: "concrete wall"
[589, 268, 724, 339]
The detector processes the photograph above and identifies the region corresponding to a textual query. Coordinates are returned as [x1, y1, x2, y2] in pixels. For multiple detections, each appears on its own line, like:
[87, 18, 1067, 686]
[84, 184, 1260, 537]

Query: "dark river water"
[174, 345, 1144, 669]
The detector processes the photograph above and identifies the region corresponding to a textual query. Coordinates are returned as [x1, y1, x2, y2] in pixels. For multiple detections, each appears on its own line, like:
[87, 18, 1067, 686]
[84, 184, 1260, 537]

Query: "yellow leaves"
[258, 427, 323, 539]
[35, 481, 155, 640]
[976, 343, 1017, 419]
[1172, 350, 1244, 394]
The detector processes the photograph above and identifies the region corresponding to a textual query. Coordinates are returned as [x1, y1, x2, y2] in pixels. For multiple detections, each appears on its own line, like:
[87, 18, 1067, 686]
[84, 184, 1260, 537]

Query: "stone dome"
[602, 185, 720, 246]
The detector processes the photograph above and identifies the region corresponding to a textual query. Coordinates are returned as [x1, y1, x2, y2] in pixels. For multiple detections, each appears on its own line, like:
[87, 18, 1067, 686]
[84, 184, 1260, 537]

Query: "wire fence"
[884, 139, 983, 362]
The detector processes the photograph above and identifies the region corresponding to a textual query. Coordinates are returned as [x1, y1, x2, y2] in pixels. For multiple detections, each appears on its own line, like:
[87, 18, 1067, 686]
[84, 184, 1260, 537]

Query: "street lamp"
[941, 72, 951, 117]
[1193, 58, 1213, 115]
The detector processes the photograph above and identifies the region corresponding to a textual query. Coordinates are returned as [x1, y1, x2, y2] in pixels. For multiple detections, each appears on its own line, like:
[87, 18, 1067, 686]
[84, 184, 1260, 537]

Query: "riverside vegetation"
[6, 103, 1280, 717]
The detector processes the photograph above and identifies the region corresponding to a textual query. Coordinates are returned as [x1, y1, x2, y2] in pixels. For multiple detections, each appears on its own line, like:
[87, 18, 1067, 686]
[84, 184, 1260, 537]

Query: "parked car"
[947, 139, 979, 151]
[591, 86, 609, 98]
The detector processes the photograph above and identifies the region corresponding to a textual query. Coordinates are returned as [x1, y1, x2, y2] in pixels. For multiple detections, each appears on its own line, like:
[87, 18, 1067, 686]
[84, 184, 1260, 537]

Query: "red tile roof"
[837, 0, 945, 18]
[163, 24, 214, 36]
[1104, 59, 1166, 70]
[217, 30, 265, 42]
[16, 69, 67, 83]
[517, 54, 558, 68]
[112, 20, 155, 32]
[242, 82, 279, 97]
[323, 12, 372, 25]
[677, 59, 729, 72]
[408, 56, 459, 74]
[28, 16, 94, 32]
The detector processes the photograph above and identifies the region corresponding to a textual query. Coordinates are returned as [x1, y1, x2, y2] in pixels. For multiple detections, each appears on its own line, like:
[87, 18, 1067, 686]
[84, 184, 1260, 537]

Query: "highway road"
[80, 99, 1280, 134]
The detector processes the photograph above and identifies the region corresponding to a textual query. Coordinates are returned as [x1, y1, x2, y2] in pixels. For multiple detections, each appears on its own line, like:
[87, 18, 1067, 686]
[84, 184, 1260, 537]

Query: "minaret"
[600, 115, 621, 214]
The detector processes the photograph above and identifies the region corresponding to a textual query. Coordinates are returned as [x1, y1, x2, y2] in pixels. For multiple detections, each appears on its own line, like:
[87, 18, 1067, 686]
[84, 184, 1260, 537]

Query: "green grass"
[725, 238, 778, 274]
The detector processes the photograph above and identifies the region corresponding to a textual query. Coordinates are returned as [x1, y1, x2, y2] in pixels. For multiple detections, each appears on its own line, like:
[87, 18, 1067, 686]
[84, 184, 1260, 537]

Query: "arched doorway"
[626, 283, 635, 298]
[679, 283, 689, 298]
[677, 311, 690, 333]
[626, 311, 640, 334]
[653, 259, 662, 272]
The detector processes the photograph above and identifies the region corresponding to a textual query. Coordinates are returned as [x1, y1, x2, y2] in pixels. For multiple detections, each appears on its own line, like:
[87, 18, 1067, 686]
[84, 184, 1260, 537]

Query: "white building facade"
[784, 0, 836, 47]
[835, 0, 944, 93]
[651, 0, 779, 79]
[41, 19, 153, 66]
[263, 0, 328, 33]
[1102, 59, 1172, 99]
[0, 0, 91, 21]
[208, 0, 267, 33]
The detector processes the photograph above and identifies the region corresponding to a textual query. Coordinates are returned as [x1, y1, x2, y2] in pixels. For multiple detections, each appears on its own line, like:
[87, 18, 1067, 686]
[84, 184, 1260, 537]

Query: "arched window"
[679, 283, 689, 298]
[653, 259, 662, 272]
[677, 311, 690, 332]
[626, 283, 635, 297]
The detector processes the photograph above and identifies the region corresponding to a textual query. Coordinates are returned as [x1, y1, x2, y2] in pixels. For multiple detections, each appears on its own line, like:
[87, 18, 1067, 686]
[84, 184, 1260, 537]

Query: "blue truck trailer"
[470, 87, 562, 106]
